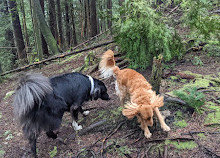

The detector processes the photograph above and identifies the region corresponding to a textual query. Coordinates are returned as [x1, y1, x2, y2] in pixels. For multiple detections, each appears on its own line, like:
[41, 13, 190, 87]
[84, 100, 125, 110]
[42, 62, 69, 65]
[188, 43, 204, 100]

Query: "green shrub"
[173, 87, 205, 112]
[181, 0, 220, 41]
[113, 0, 184, 69]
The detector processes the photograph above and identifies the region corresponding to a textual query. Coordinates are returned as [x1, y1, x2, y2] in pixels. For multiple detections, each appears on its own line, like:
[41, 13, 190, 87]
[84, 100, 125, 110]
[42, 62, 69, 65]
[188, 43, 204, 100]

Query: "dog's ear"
[151, 93, 164, 108]
[122, 102, 140, 119]
[93, 88, 101, 100]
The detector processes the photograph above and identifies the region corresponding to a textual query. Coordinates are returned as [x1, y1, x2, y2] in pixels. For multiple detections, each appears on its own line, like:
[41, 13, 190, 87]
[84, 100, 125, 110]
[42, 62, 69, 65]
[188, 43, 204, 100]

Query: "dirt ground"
[0, 43, 220, 158]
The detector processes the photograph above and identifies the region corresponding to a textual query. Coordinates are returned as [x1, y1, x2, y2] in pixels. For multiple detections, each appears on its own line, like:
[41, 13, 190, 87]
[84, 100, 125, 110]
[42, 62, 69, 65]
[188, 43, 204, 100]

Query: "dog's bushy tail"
[13, 73, 53, 119]
[99, 50, 120, 79]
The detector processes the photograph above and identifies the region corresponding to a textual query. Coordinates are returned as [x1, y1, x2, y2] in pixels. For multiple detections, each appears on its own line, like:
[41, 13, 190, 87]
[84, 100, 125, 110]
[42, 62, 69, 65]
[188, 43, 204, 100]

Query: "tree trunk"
[31, 0, 43, 63]
[65, 0, 70, 48]
[39, 0, 49, 57]
[48, 0, 58, 41]
[31, 0, 60, 54]
[84, 0, 88, 40]
[70, 3, 77, 46]
[3, 0, 17, 67]
[56, 0, 63, 48]
[86, 0, 91, 38]
[150, 55, 163, 94]
[8, 0, 27, 65]
[107, 0, 112, 31]
[90, 0, 98, 37]
[20, 0, 29, 52]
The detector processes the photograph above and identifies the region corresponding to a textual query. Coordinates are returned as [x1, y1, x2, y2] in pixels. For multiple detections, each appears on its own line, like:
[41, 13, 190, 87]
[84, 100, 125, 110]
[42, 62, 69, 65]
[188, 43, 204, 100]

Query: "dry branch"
[1, 40, 114, 76]
[78, 120, 107, 136]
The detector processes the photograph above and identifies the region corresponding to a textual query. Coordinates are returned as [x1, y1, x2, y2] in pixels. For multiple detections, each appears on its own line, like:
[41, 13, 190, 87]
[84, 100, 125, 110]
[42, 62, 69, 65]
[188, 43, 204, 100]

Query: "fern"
[173, 87, 205, 113]
[113, 0, 184, 69]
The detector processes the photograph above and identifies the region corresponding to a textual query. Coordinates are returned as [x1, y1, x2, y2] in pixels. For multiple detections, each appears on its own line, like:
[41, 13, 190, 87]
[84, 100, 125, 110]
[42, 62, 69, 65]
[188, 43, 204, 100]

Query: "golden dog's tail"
[99, 50, 120, 79]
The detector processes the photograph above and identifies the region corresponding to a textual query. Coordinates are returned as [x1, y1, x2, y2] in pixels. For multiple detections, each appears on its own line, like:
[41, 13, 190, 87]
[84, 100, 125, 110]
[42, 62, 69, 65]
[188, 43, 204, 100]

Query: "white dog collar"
[87, 75, 94, 95]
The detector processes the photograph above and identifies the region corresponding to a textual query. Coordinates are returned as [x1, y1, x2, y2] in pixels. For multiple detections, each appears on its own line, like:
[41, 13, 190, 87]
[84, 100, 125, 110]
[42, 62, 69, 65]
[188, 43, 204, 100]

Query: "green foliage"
[181, 0, 220, 41]
[49, 146, 57, 158]
[173, 87, 205, 113]
[165, 140, 197, 150]
[204, 43, 220, 57]
[113, 0, 184, 69]
[174, 120, 188, 128]
[191, 56, 203, 66]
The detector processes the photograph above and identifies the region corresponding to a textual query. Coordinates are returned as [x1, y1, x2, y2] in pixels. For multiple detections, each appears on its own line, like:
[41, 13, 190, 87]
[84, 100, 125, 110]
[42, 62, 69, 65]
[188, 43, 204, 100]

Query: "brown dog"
[99, 50, 170, 138]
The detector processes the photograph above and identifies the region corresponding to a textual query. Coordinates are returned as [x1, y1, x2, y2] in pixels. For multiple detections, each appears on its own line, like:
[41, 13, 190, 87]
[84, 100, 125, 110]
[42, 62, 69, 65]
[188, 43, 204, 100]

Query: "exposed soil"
[0, 42, 220, 158]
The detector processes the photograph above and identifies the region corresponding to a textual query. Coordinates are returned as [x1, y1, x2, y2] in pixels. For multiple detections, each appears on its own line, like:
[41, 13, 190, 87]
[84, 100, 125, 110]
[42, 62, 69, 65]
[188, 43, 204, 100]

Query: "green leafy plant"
[113, 0, 184, 69]
[181, 0, 220, 41]
[174, 120, 188, 128]
[173, 87, 205, 112]
[49, 146, 57, 158]
[192, 56, 203, 66]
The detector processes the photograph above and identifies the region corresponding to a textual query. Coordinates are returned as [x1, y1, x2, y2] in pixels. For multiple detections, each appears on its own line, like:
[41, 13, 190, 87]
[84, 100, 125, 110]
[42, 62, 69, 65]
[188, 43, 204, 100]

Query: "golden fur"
[99, 50, 170, 138]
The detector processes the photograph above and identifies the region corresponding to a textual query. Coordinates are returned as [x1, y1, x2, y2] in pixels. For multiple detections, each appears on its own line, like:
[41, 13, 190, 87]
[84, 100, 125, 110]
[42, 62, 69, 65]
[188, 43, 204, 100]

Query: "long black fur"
[13, 72, 110, 157]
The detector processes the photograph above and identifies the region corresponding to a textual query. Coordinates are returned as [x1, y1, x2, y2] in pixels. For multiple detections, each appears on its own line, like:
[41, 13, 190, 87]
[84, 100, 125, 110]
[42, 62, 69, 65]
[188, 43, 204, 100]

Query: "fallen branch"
[166, 3, 181, 17]
[78, 120, 107, 136]
[1, 40, 114, 76]
[116, 59, 129, 68]
[181, 131, 220, 136]
[163, 94, 186, 105]
[145, 137, 194, 143]
[204, 123, 220, 127]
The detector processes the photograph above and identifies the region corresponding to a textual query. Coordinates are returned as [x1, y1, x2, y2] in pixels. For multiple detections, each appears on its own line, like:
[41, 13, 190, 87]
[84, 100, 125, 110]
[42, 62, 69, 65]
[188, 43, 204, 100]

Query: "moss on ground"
[165, 140, 197, 150]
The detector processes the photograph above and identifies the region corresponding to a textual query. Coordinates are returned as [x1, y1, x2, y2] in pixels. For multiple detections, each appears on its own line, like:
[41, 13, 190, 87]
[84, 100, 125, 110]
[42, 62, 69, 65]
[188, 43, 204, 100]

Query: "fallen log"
[1, 40, 114, 76]
[78, 120, 106, 136]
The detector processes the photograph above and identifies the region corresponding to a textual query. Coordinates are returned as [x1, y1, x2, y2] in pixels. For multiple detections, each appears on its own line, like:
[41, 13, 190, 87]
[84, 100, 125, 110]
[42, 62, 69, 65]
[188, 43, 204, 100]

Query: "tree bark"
[8, 0, 27, 64]
[84, 0, 88, 39]
[31, 0, 60, 54]
[56, 0, 63, 48]
[48, 0, 58, 41]
[150, 55, 163, 94]
[107, 0, 112, 31]
[65, 0, 70, 48]
[20, 0, 29, 52]
[39, 0, 49, 57]
[31, 0, 43, 62]
[3, 0, 17, 67]
[90, 0, 98, 37]
[70, 3, 77, 46]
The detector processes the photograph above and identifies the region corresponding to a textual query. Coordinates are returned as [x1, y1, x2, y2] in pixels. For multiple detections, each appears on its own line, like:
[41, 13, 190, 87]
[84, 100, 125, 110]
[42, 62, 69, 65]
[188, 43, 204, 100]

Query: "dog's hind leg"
[154, 107, 170, 132]
[46, 131, 57, 139]
[70, 106, 82, 131]
[28, 136, 37, 158]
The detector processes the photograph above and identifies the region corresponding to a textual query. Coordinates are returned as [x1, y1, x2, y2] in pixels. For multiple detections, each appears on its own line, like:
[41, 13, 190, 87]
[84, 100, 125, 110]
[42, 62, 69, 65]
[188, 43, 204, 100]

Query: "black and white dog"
[13, 72, 110, 157]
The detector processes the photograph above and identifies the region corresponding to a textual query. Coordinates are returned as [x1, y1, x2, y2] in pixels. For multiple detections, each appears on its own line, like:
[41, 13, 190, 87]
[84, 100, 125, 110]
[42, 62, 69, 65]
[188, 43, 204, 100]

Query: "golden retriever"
[99, 50, 170, 138]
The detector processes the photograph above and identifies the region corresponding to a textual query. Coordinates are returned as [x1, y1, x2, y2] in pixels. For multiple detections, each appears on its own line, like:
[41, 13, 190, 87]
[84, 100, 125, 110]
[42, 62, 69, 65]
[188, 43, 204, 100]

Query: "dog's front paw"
[72, 121, 82, 131]
[83, 111, 90, 116]
[162, 124, 170, 132]
[73, 125, 82, 131]
[144, 132, 152, 138]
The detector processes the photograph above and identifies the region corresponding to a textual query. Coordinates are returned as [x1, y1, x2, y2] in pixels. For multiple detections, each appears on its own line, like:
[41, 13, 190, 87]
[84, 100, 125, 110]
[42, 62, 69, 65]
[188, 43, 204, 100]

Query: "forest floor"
[0, 39, 220, 158]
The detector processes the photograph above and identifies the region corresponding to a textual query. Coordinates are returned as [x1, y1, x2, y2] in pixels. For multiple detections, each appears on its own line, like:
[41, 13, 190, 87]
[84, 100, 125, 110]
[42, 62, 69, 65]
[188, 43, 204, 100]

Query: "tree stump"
[150, 54, 163, 94]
